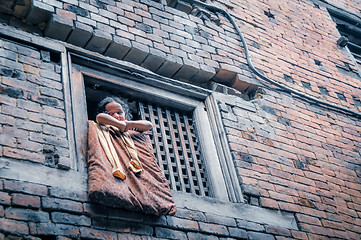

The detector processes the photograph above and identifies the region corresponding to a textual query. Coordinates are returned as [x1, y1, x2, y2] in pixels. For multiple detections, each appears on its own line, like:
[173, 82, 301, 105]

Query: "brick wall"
[218, 88, 361, 239]
[1, 0, 361, 239]
[0, 37, 71, 169]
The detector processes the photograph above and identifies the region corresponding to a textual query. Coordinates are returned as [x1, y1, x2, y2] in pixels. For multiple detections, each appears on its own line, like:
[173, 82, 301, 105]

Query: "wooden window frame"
[67, 51, 243, 202]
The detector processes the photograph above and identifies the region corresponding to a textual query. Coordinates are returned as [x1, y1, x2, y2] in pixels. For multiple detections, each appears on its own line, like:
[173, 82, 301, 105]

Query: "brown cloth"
[87, 120, 176, 216]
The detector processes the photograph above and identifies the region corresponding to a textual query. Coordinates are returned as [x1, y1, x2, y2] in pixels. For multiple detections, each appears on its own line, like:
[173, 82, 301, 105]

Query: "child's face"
[105, 101, 126, 121]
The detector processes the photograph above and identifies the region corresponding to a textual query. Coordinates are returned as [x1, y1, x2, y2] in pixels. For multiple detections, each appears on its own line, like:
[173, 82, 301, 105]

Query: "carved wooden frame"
[67, 50, 237, 201]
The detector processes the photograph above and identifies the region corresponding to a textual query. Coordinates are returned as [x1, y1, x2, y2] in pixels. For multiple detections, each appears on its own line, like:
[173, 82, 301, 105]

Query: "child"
[96, 96, 152, 132]
[95, 96, 152, 179]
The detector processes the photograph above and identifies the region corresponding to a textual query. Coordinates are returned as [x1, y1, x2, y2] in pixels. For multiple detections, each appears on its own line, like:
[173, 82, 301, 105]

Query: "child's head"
[97, 96, 132, 120]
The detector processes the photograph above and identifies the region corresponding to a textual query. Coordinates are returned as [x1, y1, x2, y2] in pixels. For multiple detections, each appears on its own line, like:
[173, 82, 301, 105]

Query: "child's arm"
[125, 120, 153, 132]
[96, 113, 127, 132]
[96, 113, 152, 132]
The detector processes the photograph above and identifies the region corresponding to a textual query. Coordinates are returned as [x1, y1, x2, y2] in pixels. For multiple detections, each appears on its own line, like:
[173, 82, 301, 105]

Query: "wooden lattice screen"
[139, 102, 210, 197]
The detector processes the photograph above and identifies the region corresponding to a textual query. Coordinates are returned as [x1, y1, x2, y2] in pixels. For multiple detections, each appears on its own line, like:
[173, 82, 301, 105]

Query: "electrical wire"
[184, 0, 361, 119]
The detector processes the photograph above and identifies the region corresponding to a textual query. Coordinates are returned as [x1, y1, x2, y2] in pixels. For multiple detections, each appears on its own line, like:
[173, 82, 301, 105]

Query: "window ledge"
[0, 157, 297, 230]
[173, 191, 298, 230]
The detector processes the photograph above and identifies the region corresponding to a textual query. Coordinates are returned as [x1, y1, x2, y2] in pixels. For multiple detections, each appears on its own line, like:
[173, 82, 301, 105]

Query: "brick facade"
[0, 0, 360, 239]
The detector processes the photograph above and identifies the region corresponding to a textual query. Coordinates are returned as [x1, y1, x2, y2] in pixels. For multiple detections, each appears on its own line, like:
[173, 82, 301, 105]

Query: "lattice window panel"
[139, 102, 210, 197]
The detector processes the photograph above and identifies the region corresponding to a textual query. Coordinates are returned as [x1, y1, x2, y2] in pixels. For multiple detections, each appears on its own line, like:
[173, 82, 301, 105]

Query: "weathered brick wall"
[0, 179, 298, 239]
[218, 88, 361, 239]
[0, 37, 71, 169]
[0, 0, 361, 239]
[1, 0, 361, 104]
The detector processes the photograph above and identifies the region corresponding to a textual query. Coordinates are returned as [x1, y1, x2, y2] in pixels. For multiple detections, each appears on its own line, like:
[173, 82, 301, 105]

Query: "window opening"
[139, 102, 210, 196]
[84, 77, 210, 197]
[329, 11, 361, 71]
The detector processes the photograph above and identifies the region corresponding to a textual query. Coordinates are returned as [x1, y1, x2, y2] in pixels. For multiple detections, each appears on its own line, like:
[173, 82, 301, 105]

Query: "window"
[139, 103, 210, 196]
[68, 51, 243, 202]
[329, 9, 361, 72]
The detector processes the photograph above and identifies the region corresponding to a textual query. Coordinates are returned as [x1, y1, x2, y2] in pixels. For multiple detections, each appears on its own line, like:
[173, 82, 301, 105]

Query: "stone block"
[57, 157, 71, 170]
[123, 41, 149, 65]
[51, 212, 91, 226]
[4, 180, 48, 196]
[25, 0, 53, 25]
[92, 217, 135, 231]
[85, 29, 112, 54]
[66, 22, 93, 48]
[228, 227, 248, 239]
[166, 216, 199, 231]
[79, 227, 117, 240]
[5, 207, 49, 223]
[231, 74, 261, 93]
[205, 213, 237, 227]
[155, 227, 188, 240]
[248, 231, 276, 240]
[141, 47, 166, 72]
[130, 225, 153, 235]
[187, 232, 219, 240]
[156, 54, 183, 77]
[104, 35, 131, 60]
[107, 207, 144, 223]
[174, 208, 207, 222]
[213, 67, 238, 86]
[33, 223, 79, 237]
[44, 14, 73, 42]
[199, 222, 229, 236]
[173, 58, 199, 81]
[41, 197, 83, 213]
[190, 63, 216, 83]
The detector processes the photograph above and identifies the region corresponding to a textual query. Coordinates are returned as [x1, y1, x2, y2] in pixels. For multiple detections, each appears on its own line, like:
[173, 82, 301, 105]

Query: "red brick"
[265, 225, 291, 237]
[269, 168, 294, 180]
[278, 202, 302, 212]
[12, 194, 41, 208]
[199, 222, 229, 236]
[0, 218, 29, 235]
[166, 216, 199, 231]
[345, 230, 361, 240]
[258, 180, 275, 191]
[3, 147, 45, 163]
[307, 233, 330, 240]
[300, 223, 335, 237]
[4, 180, 48, 196]
[56, 9, 76, 20]
[155, 227, 187, 240]
[204, 213, 236, 227]
[296, 214, 321, 226]
[228, 227, 248, 239]
[0, 94, 16, 106]
[42, 197, 83, 213]
[0, 192, 11, 205]
[291, 230, 308, 239]
[33, 223, 79, 237]
[5, 207, 49, 223]
[321, 219, 345, 231]
[260, 198, 279, 209]
[268, 191, 294, 203]
[293, 175, 316, 187]
[1, 105, 28, 119]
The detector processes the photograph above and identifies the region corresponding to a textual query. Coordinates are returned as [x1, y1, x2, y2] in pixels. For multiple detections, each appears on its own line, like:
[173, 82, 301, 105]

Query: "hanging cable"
[183, 0, 361, 119]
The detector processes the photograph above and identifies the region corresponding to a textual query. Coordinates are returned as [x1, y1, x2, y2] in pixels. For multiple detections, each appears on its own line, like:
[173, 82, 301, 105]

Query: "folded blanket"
[87, 120, 176, 216]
